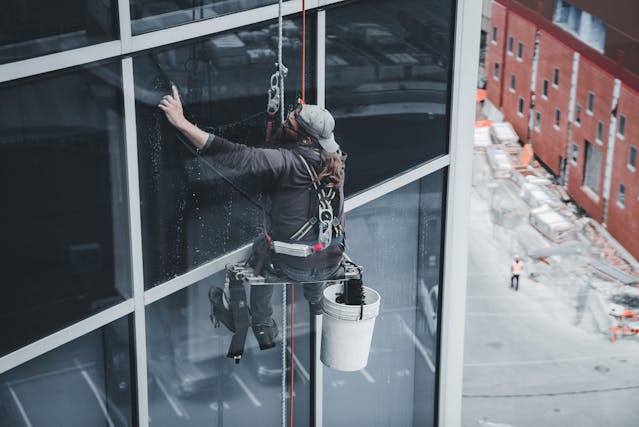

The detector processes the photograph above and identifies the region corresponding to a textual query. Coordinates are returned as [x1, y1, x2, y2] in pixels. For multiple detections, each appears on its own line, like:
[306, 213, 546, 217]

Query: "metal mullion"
[438, 0, 481, 425]
[144, 244, 252, 305]
[117, 0, 132, 52]
[121, 57, 149, 427]
[129, 0, 315, 54]
[0, 299, 134, 375]
[0, 41, 122, 84]
[344, 155, 450, 213]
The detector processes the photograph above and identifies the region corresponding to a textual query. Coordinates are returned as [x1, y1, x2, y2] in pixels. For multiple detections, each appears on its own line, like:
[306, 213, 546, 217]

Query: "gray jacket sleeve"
[201, 134, 288, 188]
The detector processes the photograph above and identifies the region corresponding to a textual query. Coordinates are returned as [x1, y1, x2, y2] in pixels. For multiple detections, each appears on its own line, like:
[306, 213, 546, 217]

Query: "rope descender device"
[264, 62, 288, 144]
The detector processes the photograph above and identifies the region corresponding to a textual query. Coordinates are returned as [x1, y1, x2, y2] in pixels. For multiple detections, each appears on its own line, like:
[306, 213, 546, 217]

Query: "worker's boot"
[252, 319, 279, 350]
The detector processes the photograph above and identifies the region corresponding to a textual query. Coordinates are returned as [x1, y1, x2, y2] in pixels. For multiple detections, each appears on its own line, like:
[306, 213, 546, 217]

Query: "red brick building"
[486, 0, 639, 260]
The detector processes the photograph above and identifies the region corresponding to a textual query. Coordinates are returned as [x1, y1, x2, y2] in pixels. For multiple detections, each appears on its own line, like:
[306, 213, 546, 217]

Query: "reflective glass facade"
[0, 0, 468, 426]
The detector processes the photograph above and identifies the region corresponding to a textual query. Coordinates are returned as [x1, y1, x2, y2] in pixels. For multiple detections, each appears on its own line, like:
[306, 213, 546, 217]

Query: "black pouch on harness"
[208, 286, 236, 332]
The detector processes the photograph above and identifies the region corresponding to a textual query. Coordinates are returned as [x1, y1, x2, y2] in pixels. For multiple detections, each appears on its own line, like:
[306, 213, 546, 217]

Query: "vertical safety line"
[122, 57, 150, 427]
[278, 0, 285, 123]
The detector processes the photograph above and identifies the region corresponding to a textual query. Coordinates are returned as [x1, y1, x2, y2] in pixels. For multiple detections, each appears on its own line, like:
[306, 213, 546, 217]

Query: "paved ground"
[462, 151, 639, 427]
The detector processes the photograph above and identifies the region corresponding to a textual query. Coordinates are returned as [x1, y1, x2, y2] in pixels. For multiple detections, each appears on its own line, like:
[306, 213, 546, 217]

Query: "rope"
[278, 0, 285, 123]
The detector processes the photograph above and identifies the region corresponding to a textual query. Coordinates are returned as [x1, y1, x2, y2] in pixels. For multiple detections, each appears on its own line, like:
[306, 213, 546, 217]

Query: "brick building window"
[510, 74, 516, 92]
[596, 121, 604, 143]
[507, 36, 514, 54]
[583, 140, 602, 194]
[542, 79, 549, 98]
[587, 92, 595, 114]
[575, 104, 582, 125]
[493, 63, 500, 80]
[617, 184, 626, 207]
[492, 26, 498, 43]
[618, 114, 626, 137]
[554, 109, 561, 129]
[629, 145, 637, 170]
[518, 97, 525, 116]
[571, 143, 579, 165]
[535, 111, 541, 131]
[553, 68, 559, 87]
[517, 42, 523, 60]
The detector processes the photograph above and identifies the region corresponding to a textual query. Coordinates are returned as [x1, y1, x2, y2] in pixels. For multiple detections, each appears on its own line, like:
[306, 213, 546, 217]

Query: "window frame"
[492, 26, 498, 44]
[596, 120, 604, 144]
[587, 91, 595, 114]
[571, 143, 579, 165]
[553, 67, 559, 87]
[517, 96, 525, 116]
[517, 41, 523, 60]
[617, 114, 626, 138]
[629, 145, 637, 171]
[542, 79, 549, 98]
[535, 110, 541, 131]
[617, 183, 626, 208]
[493, 62, 500, 80]
[507, 36, 514, 54]
[509, 74, 516, 92]
[554, 108, 561, 130]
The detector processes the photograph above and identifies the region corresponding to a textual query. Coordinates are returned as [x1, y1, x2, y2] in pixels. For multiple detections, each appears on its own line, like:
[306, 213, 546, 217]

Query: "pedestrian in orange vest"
[511, 255, 524, 291]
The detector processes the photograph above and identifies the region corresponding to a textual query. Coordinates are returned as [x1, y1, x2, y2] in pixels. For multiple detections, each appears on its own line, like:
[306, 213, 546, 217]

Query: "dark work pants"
[251, 263, 342, 325]
[510, 274, 520, 290]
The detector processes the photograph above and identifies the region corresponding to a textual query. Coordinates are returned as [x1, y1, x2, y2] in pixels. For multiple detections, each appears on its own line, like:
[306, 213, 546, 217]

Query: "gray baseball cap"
[295, 104, 339, 153]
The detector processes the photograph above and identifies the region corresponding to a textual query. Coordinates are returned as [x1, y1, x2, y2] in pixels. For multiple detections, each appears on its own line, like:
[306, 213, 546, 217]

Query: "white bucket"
[320, 284, 381, 371]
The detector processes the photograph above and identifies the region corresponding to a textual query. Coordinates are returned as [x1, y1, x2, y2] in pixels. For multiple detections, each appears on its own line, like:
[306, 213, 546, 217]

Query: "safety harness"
[209, 151, 347, 364]
[269, 153, 344, 257]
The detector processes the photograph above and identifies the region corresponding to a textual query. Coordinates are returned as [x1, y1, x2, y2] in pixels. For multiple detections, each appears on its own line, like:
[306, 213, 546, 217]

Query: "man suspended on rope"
[159, 85, 346, 350]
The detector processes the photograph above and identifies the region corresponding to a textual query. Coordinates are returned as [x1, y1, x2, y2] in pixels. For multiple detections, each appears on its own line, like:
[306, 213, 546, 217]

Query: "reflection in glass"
[146, 272, 312, 426]
[326, 0, 453, 194]
[0, 63, 131, 357]
[0, 0, 119, 64]
[133, 16, 315, 288]
[130, 0, 279, 35]
[0, 317, 135, 426]
[324, 170, 445, 426]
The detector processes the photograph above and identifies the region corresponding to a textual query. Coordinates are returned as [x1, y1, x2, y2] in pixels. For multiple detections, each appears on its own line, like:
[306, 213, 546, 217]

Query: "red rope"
[290, 285, 295, 426]
[301, 0, 306, 104]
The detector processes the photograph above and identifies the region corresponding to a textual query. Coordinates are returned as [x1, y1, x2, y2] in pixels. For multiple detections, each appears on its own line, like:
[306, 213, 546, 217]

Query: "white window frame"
[507, 36, 514, 54]
[553, 67, 559, 87]
[542, 79, 549, 99]
[617, 184, 626, 208]
[535, 111, 541, 131]
[554, 108, 561, 130]
[517, 96, 525, 116]
[587, 91, 595, 115]
[629, 145, 637, 171]
[493, 62, 500, 80]
[492, 26, 498, 44]
[517, 41, 523, 61]
[509, 74, 516, 92]
[596, 120, 604, 144]
[574, 104, 582, 126]
[617, 113, 626, 139]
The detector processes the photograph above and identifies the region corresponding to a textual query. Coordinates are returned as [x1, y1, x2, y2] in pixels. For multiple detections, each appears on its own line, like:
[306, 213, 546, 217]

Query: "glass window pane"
[146, 272, 313, 426]
[325, 0, 454, 195]
[130, 0, 280, 35]
[0, 63, 131, 356]
[0, 317, 135, 426]
[133, 16, 315, 288]
[0, 0, 119, 64]
[324, 170, 446, 426]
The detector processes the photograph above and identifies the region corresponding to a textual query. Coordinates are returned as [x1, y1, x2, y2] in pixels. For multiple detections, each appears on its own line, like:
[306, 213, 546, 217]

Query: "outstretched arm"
[158, 85, 209, 150]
